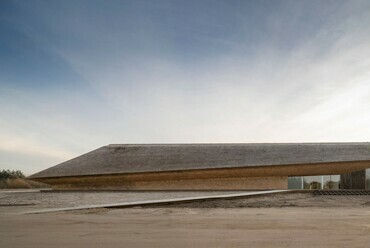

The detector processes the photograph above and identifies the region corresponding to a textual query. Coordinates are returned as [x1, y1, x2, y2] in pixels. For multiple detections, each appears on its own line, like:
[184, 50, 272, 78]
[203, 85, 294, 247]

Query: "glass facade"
[287, 177, 303, 189]
[303, 176, 322, 189]
[322, 175, 340, 189]
[288, 175, 340, 190]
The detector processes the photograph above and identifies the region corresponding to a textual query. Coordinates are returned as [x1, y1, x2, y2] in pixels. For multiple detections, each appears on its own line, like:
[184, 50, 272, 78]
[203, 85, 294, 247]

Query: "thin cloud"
[0, 0, 370, 174]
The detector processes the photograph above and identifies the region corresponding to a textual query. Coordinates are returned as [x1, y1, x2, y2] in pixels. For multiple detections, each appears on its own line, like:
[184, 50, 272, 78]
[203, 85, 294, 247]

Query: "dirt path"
[1, 206, 370, 248]
[1, 191, 370, 247]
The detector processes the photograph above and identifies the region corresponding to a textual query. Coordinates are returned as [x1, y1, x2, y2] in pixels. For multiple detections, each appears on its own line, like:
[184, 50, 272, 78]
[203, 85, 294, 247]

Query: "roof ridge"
[107, 142, 370, 147]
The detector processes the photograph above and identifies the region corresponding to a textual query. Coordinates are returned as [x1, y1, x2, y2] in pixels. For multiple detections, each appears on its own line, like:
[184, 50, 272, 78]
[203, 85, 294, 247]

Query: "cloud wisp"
[0, 0, 370, 174]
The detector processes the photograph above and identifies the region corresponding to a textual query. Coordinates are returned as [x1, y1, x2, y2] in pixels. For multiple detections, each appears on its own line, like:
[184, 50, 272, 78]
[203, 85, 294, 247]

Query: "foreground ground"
[1, 190, 370, 247]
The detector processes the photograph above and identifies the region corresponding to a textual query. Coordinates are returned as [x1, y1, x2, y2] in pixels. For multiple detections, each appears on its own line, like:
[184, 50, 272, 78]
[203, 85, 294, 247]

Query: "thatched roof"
[30, 143, 370, 178]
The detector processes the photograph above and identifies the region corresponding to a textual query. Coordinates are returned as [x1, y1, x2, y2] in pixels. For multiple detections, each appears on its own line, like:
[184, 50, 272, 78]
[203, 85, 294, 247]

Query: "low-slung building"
[29, 143, 370, 190]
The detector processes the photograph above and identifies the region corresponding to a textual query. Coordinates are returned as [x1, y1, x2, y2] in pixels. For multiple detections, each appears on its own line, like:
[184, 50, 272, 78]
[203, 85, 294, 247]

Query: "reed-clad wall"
[30, 143, 370, 190]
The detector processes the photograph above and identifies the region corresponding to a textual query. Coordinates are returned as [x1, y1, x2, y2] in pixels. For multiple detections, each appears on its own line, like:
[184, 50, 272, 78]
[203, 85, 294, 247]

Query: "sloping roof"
[30, 143, 370, 178]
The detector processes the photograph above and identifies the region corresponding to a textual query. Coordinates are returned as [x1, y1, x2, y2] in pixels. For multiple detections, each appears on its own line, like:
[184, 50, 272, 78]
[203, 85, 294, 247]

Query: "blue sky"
[1, 0, 370, 175]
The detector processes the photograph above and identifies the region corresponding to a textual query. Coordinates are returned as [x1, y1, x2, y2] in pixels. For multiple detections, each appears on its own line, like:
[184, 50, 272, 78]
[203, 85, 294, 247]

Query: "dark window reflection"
[304, 176, 322, 189]
[288, 177, 303, 189]
[323, 175, 340, 189]
[288, 175, 340, 190]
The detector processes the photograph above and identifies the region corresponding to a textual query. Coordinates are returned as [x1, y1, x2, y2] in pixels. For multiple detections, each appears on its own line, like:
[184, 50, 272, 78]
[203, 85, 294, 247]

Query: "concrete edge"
[23, 190, 291, 214]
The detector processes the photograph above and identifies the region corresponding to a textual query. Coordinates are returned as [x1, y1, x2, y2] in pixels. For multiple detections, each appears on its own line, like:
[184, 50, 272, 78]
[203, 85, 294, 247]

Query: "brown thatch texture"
[30, 143, 370, 178]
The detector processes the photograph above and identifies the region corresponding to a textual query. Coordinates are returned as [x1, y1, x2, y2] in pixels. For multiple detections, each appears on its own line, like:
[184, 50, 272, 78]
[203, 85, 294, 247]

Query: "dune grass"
[0, 169, 49, 189]
[0, 178, 48, 189]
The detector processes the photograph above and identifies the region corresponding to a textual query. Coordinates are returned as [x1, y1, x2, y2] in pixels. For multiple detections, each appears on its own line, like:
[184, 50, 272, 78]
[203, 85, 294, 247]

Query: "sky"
[1, 0, 370, 175]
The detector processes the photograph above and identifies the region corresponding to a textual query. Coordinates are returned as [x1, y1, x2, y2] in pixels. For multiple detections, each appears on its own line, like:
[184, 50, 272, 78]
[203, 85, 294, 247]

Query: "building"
[29, 143, 370, 190]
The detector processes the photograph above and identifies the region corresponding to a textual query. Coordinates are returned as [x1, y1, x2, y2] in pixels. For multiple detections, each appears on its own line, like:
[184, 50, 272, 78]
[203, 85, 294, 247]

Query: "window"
[288, 175, 340, 190]
[323, 175, 340, 189]
[303, 176, 322, 189]
[288, 177, 303, 189]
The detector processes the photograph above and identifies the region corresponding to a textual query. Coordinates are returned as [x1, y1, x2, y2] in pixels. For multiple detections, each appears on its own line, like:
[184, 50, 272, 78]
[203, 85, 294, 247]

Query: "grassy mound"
[0, 178, 48, 189]
[0, 169, 49, 189]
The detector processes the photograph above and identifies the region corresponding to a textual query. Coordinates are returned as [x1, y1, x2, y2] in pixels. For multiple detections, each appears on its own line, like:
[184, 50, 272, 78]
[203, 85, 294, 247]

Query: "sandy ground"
[1, 190, 370, 248]
[0, 190, 248, 209]
[162, 192, 370, 208]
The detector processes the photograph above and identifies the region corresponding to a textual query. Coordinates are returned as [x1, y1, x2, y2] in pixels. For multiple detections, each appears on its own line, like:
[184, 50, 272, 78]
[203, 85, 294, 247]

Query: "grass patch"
[0, 178, 49, 189]
[0, 169, 49, 189]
